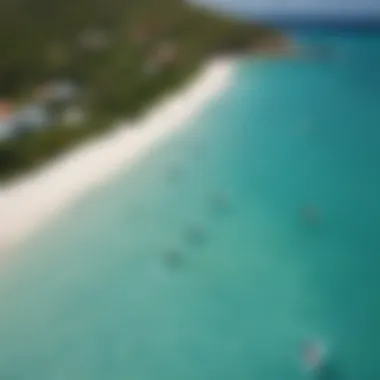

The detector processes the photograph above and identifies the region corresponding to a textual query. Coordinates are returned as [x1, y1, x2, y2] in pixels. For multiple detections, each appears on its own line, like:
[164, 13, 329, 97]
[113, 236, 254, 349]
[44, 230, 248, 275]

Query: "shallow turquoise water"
[1, 30, 380, 379]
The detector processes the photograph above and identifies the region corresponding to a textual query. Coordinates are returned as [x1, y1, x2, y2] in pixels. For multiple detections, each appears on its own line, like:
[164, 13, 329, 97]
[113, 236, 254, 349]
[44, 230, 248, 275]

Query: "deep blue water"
[1, 29, 380, 379]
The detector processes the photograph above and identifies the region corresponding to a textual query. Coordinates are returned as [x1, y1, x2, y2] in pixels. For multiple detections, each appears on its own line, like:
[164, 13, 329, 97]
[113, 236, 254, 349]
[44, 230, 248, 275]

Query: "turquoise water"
[1, 30, 380, 379]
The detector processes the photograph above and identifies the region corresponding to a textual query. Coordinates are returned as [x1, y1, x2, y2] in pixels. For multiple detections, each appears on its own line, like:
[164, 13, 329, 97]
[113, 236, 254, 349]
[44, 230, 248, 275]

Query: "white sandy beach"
[0, 59, 236, 252]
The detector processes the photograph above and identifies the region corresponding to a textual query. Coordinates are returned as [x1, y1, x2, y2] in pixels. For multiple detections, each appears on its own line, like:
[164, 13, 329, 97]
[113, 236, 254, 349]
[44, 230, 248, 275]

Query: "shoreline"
[0, 58, 236, 253]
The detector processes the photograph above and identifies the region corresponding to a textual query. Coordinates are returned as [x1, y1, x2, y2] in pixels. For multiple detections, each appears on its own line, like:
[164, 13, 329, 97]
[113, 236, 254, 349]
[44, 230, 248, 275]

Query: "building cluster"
[0, 81, 85, 141]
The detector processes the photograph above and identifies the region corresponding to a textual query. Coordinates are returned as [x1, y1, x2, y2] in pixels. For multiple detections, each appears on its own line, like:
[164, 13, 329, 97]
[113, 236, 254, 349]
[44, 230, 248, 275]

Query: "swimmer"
[209, 192, 231, 214]
[186, 225, 206, 246]
[301, 339, 327, 373]
[300, 203, 321, 226]
[164, 249, 182, 268]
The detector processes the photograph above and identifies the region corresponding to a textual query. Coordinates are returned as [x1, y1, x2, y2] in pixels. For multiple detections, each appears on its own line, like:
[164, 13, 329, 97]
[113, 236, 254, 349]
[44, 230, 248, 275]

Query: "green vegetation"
[0, 0, 280, 180]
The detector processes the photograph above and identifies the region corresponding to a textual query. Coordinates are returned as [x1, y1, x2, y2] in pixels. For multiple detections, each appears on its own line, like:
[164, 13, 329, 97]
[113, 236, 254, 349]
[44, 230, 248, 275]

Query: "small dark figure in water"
[300, 339, 339, 380]
[186, 225, 207, 246]
[300, 203, 321, 226]
[209, 193, 231, 215]
[302, 340, 323, 371]
[164, 249, 182, 269]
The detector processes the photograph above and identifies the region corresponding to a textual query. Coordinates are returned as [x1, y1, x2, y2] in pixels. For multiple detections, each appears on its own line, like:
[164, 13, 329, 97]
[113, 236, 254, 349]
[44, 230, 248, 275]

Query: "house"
[12, 103, 50, 134]
[34, 80, 79, 114]
[0, 100, 12, 116]
[0, 100, 15, 140]
[50, 81, 78, 103]
[0, 117, 14, 141]
[46, 81, 78, 103]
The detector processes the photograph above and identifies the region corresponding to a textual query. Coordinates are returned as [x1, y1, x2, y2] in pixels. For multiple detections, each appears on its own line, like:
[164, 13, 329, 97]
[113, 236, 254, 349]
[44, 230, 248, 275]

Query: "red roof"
[0, 101, 12, 118]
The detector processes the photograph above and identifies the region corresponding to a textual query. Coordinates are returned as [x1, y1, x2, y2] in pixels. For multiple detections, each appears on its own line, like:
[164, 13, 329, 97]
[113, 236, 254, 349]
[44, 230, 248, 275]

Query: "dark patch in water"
[316, 362, 344, 380]
[208, 193, 232, 216]
[185, 225, 207, 246]
[163, 248, 183, 269]
[299, 203, 323, 227]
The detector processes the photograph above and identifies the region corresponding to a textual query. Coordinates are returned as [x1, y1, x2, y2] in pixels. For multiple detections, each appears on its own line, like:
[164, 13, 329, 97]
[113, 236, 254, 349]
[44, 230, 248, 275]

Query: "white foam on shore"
[0, 59, 236, 252]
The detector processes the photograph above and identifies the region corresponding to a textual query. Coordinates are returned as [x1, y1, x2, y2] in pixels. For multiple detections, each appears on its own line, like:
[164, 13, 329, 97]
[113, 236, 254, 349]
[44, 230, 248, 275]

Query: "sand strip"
[0, 59, 236, 252]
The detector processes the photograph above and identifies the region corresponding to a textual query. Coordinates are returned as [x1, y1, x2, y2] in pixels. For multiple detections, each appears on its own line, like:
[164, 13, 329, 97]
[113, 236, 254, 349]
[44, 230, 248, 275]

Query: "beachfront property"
[0, 103, 51, 140]
[2, 0, 380, 377]
[0, 80, 81, 141]
[34, 80, 79, 105]
[0, 0, 282, 180]
[12, 104, 51, 134]
[42, 81, 85, 128]
[0, 101, 13, 140]
[0, 115, 14, 141]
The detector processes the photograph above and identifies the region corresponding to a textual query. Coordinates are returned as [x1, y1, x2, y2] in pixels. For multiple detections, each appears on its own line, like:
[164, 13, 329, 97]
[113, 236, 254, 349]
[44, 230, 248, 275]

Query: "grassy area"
[0, 0, 281, 180]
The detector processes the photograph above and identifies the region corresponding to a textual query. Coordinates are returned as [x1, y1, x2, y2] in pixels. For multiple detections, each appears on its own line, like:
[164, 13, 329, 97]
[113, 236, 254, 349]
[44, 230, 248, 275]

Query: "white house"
[0, 101, 15, 140]
[34, 80, 79, 105]
[12, 104, 50, 134]
[0, 117, 14, 141]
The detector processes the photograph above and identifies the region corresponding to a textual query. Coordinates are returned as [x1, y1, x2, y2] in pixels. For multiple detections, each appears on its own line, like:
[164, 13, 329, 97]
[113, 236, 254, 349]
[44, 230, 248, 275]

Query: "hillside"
[0, 0, 281, 179]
